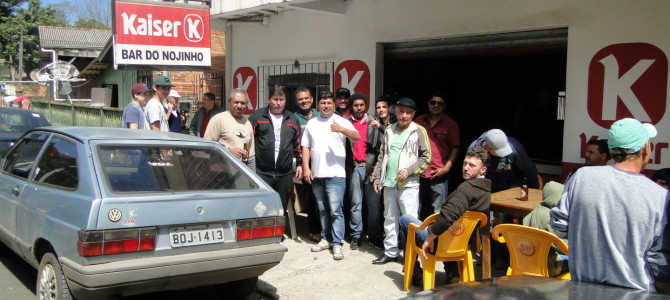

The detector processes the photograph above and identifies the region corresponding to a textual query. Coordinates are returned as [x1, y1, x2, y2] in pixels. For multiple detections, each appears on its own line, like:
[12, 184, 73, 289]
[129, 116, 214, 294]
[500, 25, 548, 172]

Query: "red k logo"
[335, 60, 370, 97]
[587, 43, 668, 128]
[233, 67, 257, 114]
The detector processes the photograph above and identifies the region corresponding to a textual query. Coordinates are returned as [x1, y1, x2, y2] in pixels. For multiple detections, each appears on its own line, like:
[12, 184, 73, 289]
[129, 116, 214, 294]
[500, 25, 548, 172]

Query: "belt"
[353, 161, 366, 167]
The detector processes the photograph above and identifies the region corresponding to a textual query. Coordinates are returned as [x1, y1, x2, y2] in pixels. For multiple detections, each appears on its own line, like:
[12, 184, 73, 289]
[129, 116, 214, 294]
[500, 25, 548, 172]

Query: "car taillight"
[236, 217, 285, 241]
[77, 227, 156, 257]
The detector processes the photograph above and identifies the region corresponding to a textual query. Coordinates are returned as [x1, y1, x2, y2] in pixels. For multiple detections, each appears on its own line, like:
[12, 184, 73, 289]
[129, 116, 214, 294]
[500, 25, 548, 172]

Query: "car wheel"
[216, 276, 258, 300]
[37, 253, 73, 300]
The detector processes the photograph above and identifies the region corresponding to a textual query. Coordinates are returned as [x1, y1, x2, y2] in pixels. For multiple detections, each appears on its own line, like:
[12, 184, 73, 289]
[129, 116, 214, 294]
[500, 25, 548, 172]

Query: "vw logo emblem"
[108, 209, 122, 222]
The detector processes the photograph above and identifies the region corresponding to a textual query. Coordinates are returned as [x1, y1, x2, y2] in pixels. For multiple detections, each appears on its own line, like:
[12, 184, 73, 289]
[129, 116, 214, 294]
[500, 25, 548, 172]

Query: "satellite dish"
[30, 69, 39, 82]
[36, 61, 85, 83]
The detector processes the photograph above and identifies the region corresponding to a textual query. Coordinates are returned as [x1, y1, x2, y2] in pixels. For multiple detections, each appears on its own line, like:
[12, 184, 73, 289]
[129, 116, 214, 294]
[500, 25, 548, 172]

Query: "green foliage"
[0, 0, 68, 79]
[0, 0, 26, 17]
[74, 18, 109, 30]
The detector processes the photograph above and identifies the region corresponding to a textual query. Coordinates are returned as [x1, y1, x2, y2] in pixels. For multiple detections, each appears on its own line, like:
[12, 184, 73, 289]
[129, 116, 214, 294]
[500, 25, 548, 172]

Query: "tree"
[75, 0, 111, 28]
[0, 0, 25, 17]
[74, 18, 108, 30]
[0, 0, 67, 79]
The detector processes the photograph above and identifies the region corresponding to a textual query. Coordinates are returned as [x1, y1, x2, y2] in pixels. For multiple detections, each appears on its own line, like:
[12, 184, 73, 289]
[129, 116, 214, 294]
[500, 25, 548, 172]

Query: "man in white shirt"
[146, 76, 171, 131]
[302, 90, 360, 260]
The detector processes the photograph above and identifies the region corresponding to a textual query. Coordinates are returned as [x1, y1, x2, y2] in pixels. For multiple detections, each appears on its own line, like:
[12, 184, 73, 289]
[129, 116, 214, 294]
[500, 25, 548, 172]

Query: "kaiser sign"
[113, 0, 211, 68]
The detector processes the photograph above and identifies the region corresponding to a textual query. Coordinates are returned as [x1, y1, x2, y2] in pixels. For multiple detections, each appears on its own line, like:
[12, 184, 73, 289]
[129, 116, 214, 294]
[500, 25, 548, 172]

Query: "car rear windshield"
[0, 110, 49, 132]
[98, 145, 259, 192]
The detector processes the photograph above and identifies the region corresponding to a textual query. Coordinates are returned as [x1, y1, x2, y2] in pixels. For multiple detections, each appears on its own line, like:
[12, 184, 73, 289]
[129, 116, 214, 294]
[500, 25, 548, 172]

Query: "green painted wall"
[97, 69, 137, 108]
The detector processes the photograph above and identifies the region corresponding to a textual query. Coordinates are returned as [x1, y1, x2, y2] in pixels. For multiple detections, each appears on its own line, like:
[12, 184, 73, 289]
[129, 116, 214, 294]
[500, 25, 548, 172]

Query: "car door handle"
[12, 186, 20, 196]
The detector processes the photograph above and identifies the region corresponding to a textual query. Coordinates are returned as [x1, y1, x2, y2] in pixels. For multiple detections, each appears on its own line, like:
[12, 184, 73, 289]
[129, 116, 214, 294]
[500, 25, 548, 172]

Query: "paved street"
[0, 216, 499, 299]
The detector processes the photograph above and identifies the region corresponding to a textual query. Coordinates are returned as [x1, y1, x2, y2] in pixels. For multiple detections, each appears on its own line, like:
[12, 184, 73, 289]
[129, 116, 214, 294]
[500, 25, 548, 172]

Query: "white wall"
[216, 0, 670, 169]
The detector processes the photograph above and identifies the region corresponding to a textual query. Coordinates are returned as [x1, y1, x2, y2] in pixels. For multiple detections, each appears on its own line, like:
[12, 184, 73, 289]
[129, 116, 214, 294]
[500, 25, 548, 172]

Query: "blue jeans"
[398, 214, 429, 250]
[312, 177, 346, 246]
[349, 166, 382, 239]
[419, 177, 448, 220]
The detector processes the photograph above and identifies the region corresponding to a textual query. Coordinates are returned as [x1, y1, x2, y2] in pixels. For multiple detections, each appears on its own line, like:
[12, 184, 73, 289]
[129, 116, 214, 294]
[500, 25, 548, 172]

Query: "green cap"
[153, 75, 174, 87]
[607, 118, 657, 152]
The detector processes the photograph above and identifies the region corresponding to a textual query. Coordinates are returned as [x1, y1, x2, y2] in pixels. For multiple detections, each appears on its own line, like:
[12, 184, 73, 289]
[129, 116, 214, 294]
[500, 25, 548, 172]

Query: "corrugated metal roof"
[38, 26, 111, 50]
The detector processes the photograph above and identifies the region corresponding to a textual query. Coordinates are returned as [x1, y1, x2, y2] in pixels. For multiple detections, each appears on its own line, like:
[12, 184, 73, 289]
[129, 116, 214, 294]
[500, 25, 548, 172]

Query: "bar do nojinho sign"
[113, 0, 211, 68]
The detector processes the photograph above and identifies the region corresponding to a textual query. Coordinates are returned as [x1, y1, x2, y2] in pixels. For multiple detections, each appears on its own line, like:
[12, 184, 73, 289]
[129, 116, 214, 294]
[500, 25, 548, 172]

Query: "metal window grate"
[257, 62, 333, 112]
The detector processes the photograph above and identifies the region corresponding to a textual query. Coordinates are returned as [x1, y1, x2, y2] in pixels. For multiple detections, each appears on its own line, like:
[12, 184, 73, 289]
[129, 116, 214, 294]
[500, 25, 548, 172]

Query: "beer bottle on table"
[520, 177, 529, 201]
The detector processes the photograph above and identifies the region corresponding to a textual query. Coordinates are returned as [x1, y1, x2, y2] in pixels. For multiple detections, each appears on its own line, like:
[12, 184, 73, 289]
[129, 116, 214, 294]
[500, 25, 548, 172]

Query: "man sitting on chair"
[399, 146, 491, 284]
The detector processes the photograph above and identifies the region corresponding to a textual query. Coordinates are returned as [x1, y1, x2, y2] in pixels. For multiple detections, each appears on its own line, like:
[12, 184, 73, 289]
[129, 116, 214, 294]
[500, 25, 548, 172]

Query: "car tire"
[37, 253, 73, 300]
[216, 276, 258, 300]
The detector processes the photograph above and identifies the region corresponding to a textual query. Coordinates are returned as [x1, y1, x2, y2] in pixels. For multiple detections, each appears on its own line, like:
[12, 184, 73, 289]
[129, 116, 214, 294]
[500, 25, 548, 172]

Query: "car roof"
[0, 107, 47, 117]
[30, 126, 215, 144]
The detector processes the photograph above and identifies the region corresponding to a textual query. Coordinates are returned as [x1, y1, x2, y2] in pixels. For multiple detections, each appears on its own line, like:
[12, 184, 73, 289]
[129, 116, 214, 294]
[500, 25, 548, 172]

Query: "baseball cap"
[395, 98, 417, 110]
[608, 118, 657, 152]
[131, 83, 152, 94]
[484, 129, 513, 157]
[168, 89, 181, 98]
[336, 88, 351, 98]
[153, 75, 174, 86]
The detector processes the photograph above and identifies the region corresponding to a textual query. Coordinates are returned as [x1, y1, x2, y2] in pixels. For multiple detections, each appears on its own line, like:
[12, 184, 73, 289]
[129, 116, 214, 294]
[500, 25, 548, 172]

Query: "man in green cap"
[551, 118, 670, 292]
[146, 75, 171, 131]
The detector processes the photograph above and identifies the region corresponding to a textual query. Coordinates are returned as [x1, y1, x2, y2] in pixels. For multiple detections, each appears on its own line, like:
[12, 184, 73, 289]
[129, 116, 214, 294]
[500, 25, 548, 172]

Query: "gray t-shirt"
[122, 102, 148, 129]
[145, 98, 169, 131]
[550, 165, 670, 291]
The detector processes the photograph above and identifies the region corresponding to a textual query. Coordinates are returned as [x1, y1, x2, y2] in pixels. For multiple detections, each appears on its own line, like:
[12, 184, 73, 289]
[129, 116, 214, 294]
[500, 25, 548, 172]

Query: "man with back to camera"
[414, 90, 460, 220]
[294, 86, 322, 242]
[347, 92, 385, 250]
[398, 146, 491, 284]
[190, 92, 223, 137]
[302, 90, 360, 261]
[371, 98, 431, 265]
[249, 85, 302, 238]
[122, 83, 151, 130]
[146, 75, 171, 132]
[551, 118, 670, 292]
[204, 89, 256, 171]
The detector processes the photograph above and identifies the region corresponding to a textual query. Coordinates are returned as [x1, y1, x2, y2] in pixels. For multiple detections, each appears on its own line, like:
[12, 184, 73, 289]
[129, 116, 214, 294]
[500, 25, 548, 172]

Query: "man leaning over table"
[551, 118, 670, 293]
[468, 129, 538, 193]
[469, 128, 539, 269]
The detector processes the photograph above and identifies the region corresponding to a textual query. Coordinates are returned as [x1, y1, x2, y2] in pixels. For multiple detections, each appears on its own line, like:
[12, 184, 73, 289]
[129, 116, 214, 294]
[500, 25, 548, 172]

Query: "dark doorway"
[383, 30, 567, 188]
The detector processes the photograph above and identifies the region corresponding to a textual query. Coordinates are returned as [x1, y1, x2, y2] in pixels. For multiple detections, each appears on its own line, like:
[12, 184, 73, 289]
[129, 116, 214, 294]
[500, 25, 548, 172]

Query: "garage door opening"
[383, 28, 567, 184]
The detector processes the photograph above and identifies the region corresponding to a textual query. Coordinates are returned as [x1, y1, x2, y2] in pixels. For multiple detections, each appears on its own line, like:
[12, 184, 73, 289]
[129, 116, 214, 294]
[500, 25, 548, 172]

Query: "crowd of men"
[122, 76, 670, 293]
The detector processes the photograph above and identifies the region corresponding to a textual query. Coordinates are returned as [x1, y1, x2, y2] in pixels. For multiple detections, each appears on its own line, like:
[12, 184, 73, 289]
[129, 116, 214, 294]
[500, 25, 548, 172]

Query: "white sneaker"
[311, 240, 331, 252]
[333, 245, 344, 260]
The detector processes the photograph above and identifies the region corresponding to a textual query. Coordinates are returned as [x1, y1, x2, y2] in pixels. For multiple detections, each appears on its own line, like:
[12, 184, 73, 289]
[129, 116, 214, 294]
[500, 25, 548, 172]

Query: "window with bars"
[257, 62, 333, 112]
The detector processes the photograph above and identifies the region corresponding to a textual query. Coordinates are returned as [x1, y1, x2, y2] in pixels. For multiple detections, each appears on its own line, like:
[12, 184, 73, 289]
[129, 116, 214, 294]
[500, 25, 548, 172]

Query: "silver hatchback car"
[0, 127, 287, 299]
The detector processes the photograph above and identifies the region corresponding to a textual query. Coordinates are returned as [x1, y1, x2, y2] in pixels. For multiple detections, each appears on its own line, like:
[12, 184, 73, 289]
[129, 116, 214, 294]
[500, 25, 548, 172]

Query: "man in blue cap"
[551, 118, 670, 292]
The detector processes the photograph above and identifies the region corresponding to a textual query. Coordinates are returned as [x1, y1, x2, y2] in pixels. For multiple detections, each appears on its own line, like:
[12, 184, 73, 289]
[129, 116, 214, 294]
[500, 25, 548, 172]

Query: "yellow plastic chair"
[403, 211, 488, 291]
[491, 224, 570, 279]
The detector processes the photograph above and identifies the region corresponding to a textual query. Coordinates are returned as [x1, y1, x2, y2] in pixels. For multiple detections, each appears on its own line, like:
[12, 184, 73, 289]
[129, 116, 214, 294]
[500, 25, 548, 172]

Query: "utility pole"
[17, 29, 24, 80]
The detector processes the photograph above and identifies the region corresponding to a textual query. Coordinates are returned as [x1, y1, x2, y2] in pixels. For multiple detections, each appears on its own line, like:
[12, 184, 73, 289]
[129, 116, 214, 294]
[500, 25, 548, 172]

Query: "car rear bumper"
[60, 243, 287, 299]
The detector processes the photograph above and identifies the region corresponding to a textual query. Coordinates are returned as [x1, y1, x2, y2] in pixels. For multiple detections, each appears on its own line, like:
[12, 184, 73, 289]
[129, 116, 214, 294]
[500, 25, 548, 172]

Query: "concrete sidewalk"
[247, 215, 505, 299]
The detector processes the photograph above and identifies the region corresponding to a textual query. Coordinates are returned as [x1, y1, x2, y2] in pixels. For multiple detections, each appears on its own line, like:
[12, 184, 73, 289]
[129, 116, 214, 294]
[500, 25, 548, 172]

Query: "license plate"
[169, 224, 224, 248]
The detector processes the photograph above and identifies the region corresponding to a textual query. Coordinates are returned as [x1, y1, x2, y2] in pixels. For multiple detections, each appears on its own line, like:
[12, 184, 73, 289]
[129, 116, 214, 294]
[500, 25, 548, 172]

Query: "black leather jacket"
[248, 107, 302, 176]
